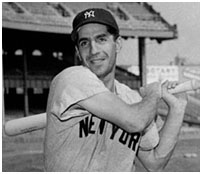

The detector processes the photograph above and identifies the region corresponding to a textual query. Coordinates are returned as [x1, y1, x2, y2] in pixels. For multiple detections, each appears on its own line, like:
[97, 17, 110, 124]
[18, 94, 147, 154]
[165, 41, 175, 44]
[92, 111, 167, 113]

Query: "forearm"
[154, 102, 186, 160]
[137, 103, 186, 172]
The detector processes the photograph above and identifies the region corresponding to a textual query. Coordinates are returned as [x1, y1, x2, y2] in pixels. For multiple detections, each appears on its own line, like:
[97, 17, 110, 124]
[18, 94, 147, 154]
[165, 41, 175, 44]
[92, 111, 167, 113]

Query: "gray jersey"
[44, 66, 159, 172]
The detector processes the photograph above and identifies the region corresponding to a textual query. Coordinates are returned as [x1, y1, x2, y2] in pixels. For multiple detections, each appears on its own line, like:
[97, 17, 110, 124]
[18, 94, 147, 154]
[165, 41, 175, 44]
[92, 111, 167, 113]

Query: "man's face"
[76, 23, 121, 79]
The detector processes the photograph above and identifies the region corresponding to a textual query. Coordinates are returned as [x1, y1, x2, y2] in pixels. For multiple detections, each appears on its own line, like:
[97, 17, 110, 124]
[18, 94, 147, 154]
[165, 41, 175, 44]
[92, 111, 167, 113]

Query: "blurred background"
[2, 2, 200, 172]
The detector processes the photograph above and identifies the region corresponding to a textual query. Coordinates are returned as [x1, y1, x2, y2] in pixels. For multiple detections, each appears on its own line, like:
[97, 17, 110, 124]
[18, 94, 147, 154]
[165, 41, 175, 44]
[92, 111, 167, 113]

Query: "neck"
[99, 71, 115, 93]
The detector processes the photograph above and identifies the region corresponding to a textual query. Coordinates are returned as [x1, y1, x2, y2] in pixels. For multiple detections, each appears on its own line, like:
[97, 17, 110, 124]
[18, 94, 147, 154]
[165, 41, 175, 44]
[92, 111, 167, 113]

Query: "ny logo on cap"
[84, 10, 95, 19]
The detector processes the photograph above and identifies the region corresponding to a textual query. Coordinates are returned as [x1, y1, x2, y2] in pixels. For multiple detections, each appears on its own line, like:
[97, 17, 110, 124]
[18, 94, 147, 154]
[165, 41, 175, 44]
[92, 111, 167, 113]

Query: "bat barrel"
[4, 113, 46, 136]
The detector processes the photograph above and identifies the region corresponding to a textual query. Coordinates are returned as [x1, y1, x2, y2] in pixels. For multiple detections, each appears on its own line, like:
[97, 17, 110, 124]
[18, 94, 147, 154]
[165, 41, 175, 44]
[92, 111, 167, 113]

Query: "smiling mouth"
[90, 58, 105, 64]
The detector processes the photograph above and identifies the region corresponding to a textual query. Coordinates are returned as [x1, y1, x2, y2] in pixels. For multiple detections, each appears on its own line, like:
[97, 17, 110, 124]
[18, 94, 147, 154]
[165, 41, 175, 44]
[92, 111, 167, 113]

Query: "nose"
[90, 40, 99, 55]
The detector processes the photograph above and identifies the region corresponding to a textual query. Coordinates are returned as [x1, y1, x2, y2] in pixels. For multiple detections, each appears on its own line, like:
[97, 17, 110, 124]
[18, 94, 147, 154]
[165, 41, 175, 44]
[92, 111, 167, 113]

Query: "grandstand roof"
[2, 2, 177, 40]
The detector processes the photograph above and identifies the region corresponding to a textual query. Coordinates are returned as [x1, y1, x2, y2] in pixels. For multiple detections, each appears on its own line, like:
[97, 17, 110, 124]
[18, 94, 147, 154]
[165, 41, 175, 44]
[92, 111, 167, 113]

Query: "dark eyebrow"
[77, 32, 109, 45]
[96, 33, 108, 38]
[96, 33, 110, 39]
[78, 37, 89, 45]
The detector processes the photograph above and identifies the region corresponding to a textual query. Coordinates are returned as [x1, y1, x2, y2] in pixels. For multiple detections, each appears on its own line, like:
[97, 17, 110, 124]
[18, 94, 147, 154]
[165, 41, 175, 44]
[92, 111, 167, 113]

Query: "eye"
[79, 40, 89, 48]
[97, 36, 107, 43]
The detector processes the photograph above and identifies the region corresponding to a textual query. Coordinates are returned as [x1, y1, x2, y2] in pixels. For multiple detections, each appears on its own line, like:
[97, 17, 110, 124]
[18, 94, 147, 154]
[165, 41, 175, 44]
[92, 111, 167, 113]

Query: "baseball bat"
[4, 113, 47, 136]
[4, 80, 200, 136]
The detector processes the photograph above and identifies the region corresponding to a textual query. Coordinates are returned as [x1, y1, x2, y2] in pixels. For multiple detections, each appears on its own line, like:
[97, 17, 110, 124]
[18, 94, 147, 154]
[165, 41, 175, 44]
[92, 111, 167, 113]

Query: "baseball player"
[44, 8, 187, 172]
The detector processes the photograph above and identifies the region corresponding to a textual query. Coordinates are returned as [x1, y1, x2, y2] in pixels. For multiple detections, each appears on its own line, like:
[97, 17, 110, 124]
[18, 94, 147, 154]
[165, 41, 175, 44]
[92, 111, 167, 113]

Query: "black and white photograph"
[2, 2, 200, 172]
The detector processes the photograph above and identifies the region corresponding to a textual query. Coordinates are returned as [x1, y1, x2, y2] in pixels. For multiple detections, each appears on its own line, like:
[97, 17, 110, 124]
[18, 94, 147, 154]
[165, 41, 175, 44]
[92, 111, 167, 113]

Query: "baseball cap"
[71, 8, 119, 42]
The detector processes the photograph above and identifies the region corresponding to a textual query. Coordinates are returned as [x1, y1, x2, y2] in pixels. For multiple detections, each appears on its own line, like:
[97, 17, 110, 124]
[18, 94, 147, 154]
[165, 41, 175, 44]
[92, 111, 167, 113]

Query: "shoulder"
[52, 66, 99, 86]
[115, 80, 142, 103]
[50, 66, 107, 94]
[55, 66, 94, 81]
[48, 66, 108, 116]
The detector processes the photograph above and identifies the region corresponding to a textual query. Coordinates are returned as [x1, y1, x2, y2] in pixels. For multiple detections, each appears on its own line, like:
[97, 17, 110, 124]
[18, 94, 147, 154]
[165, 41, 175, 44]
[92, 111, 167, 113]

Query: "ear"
[115, 36, 122, 53]
[75, 46, 82, 61]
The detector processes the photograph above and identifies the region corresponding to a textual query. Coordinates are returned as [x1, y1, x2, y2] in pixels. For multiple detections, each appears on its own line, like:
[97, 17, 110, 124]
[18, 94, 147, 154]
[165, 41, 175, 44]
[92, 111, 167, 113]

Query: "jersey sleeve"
[139, 121, 160, 151]
[49, 66, 109, 120]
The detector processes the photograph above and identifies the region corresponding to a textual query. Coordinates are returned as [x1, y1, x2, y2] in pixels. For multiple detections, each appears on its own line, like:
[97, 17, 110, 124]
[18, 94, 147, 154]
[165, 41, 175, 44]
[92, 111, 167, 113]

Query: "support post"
[2, 61, 5, 134]
[138, 37, 147, 86]
[23, 49, 29, 116]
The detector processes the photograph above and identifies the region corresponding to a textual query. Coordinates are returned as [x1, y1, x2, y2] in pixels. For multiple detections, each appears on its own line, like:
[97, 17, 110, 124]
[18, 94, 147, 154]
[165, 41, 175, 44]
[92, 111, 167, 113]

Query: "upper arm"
[137, 148, 158, 171]
[137, 145, 173, 172]
[136, 121, 168, 172]
[77, 91, 140, 132]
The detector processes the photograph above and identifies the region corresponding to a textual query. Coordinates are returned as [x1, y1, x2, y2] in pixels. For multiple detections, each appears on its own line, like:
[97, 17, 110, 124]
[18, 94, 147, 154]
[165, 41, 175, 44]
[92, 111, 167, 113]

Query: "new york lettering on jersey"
[79, 115, 141, 152]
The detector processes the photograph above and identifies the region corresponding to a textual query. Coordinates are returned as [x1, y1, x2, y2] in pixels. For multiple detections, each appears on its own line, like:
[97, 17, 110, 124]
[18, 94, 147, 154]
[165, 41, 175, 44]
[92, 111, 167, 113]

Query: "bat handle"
[167, 80, 200, 94]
